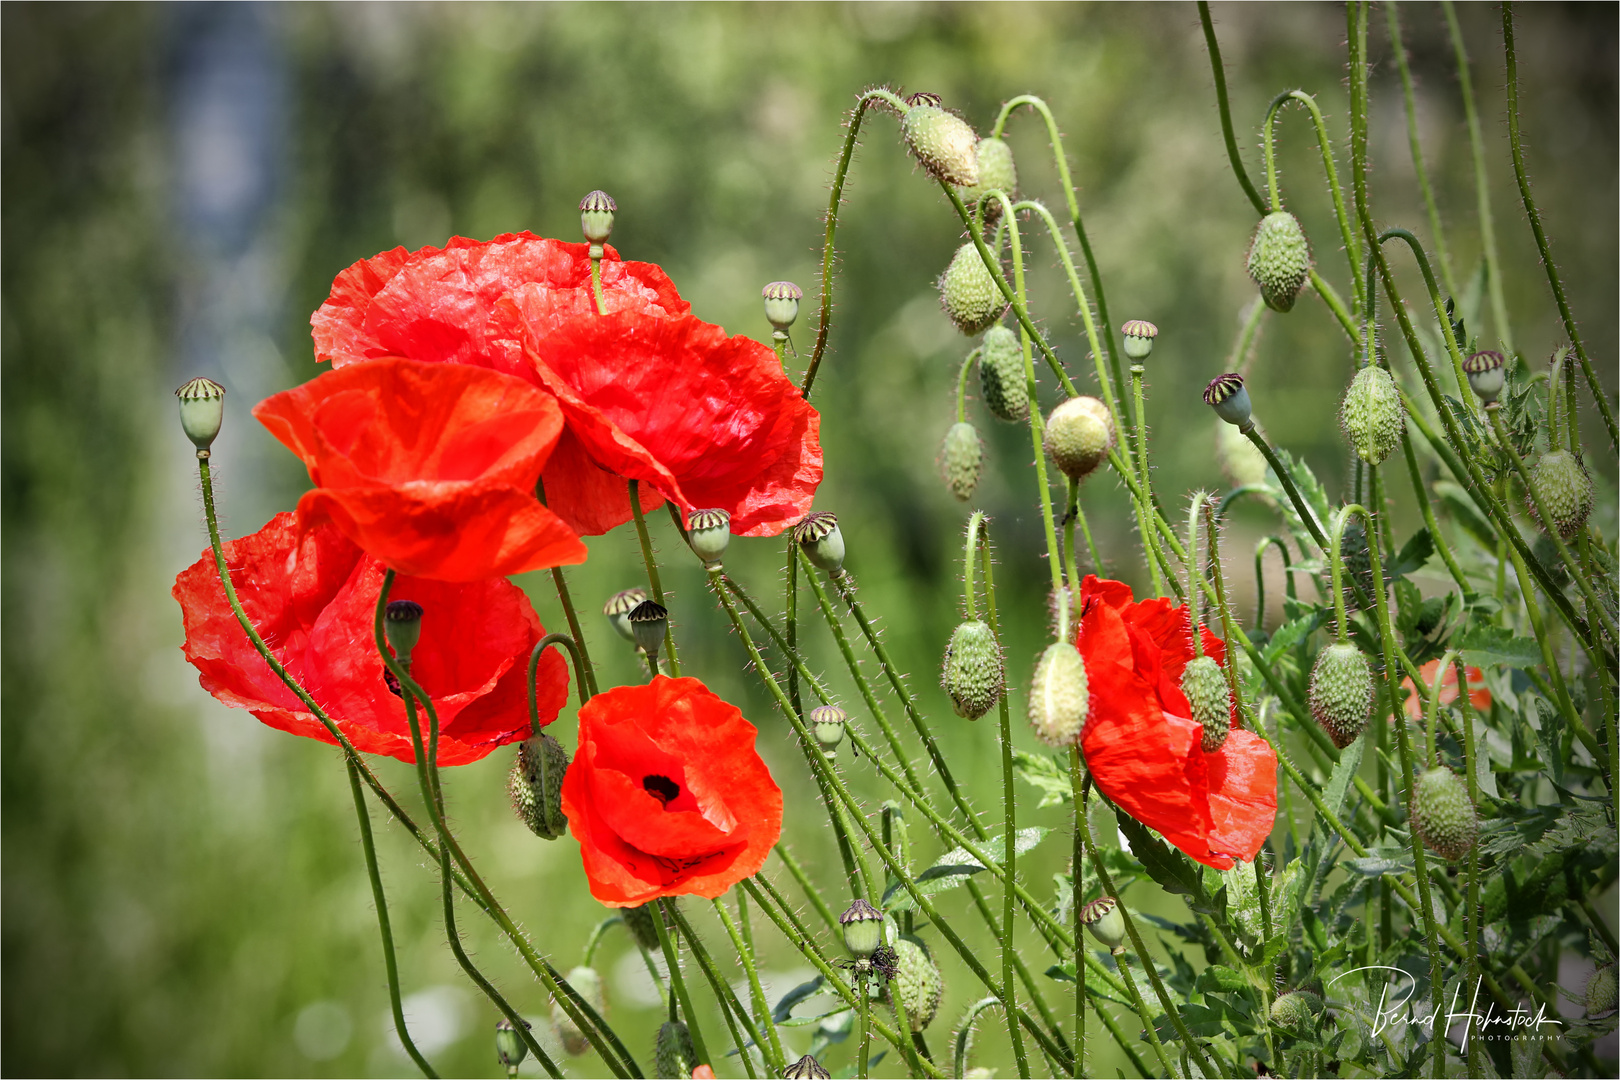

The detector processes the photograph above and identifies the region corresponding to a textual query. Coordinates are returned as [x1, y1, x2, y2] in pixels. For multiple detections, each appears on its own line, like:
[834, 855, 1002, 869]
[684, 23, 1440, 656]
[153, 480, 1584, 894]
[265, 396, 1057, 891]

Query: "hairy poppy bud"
[1181, 655, 1231, 753]
[940, 421, 983, 502]
[942, 619, 1003, 720]
[1411, 765, 1476, 861]
[620, 903, 663, 951]
[1270, 990, 1323, 1029]
[1246, 211, 1311, 313]
[1526, 449, 1594, 540]
[1044, 396, 1115, 481]
[1080, 896, 1127, 954]
[978, 325, 1029, 422]
[604, 588, 648, 642]
[888, 935, 944, 1030]
[794, 511, 846, 575]
[783, 1054, 832, 1080]
[510, 732, 570, 840]
[176, 376, 226, 451]
[1028, 641, 1089, 747]
[552, 966, 606, 1056]
[384, 600, 424, 665]
[1203, 373, 1253, 433]
[495, 1018, 530, 1072]
[1463, 350, 1507, 404]
[654, 1019, 695, 1079]
[685, 509, 731, 568]
[1340, 365, 1404, 465]
[902, 99, 980, 187]
[1324, 517, 1380, 612]
[810, 704, 848, 758]
[1120, 319, 1158, 362]
[628, 600, 668, 659]
[1308, 643, 1373, 749]
[579, 190, 616, 248]
[1586, 965, 1617, 1018]
[762, 281, 802, 333]
[840, 898, 885, 958]
[960, 137, 1017, 219]
[940, 243, 1005, 336]
[1216, 419, 1270, 491]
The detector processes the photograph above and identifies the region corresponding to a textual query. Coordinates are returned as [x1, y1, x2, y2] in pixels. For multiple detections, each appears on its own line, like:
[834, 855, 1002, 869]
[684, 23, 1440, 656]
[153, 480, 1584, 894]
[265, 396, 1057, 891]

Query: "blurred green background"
[3, 2, 1614, 1076]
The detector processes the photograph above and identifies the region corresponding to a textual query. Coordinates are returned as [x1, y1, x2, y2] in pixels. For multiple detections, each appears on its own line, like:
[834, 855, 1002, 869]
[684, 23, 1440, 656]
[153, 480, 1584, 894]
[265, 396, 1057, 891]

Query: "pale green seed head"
[1028, 642, 1089, 747]
[509, 733, 570, 840]
[940, 421, 983, 502]
[1411, 765, 1477, 862]
[1340, 364, 1404, 465]
[1044, 396, 1115, 481]
[940, 243, 1005, 336]
[1527, 449, 1595, 540]
[1181, 655, 1232, 752]
[1246, 211, 1311, 313]
[978, 325, 1029, 422]
[902, 105, 980, 187]
[888, 935, 944, 1031]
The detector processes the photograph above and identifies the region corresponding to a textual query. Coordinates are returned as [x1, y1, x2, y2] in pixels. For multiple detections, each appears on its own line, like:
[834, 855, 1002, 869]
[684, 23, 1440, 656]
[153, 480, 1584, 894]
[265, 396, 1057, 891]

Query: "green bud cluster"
[1044, 396, 1115, 481]
[1246, 211, 1311, 313]
[888, 935, 944, 1031]
[509, 732, 571, 840]
[902, 97, 980, 187]
[942, 619, 1003, 720]
[940, 421, 983, 502]
[1308, 643, 1373, 749]
[1180, 655, 1231, 753]
[654, 1019, 695, 1079]
[1028, 641, 1089, 747]
[552, 966, 606, 1056]
[978, 325, 1029, 422]
[1410, 765, 1477, 862]
[939, 243, 1005, 336]
[1526, 449, 1594, 540]
[1340, 365, 1404, 465]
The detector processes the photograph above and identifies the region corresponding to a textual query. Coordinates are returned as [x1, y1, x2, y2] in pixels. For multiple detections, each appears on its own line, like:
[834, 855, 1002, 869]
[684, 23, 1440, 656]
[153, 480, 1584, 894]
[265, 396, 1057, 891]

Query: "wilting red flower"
[1400, 659, 1491, 720]
[253, 356, 586, 582]
[1075, 575, 1277, 870]
[173, 512, 568, 766]
[561, 675, 783, 906]
[309, 232, 822, 537]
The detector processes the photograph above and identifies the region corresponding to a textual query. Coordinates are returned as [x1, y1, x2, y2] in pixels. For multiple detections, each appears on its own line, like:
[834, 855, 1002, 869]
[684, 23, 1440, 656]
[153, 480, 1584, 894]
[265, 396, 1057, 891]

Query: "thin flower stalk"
[651, 899, 712, 1071]
[627, 480, 681, 675]
[711, 898, 786, 1073]
[667, 905, 770, 1077]
[1261, 89, 1362, 307]
[1386, 1, 1460, 299]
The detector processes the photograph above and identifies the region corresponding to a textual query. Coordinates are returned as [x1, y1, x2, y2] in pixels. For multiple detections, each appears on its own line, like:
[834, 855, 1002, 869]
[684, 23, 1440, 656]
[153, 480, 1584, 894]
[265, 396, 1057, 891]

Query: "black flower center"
[643, 774, 680, 805]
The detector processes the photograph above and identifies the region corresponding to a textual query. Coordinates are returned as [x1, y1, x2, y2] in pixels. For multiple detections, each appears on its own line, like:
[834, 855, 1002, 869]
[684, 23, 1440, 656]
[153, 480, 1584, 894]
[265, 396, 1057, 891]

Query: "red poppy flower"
[1399, 659, 1491, 720]
[561, 675, 783, 906]
[173, 512, 569, 765]
[309, 232, 822, 537]
[253, 356, 586, 582]
[1075, 575, 1277, 870]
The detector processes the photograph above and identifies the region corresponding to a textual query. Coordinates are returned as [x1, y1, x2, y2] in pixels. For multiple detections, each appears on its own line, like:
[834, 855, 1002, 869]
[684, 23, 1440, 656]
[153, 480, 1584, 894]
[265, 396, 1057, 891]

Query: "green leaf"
[1116, 813, 1204, 900]
[1195, 965, 1250, 993]
[1343, 849, 1413, 876]
[1457, 625, 1542, 669]
[1434, 481, 1497, 551]
[1012, 750, 1072, 808]
[1320, 731, 1365, 824]
[1387, 528, 1434, 580]
[882, 827, 1050, 910]
[1262, 447, 1332, 552]
[1263, 613, 1319, 666]
[1531, 697, 1565, 789]
[772, 975, 827, 1023]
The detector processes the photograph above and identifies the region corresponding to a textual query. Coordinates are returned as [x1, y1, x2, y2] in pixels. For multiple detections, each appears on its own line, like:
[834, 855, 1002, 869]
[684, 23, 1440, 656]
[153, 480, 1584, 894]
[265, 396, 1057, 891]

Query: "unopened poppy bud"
[495, 1018, 530, 1072]
[888, 934, 944, 1031]
[794, 511, 846, 575]
[510, 732, 570, 839]
[783, 1054, 832, 1080]
[1044, 396, 1115, 481]
[1270, 990, 1323, 1029]
[940, 243, 1005, 336]
[655, 1019, 696, 1079]
[1246, 211, 1311, 313]
[901, 98, 980, 187]
[1080, 896, 1127, 954]
[960, 137, 1018, 219]
[1411, 765, 1476, 861]
[1462, 350, 1507, 403]
[940, 422, 983, 502]
[978, 325, 1029, 422]
[1308, 643, 1373, 749]
[1203, 373, 1253, 433]
[604, 588, 648, 642]
[552, 966, 606, 1056]
[942, 619, 1003, 720]
[1586, 965, 1617, 1018]
[1181, 655, 1231, 753]
[1340, 365, 1404, 465]
[685, 508, 731, 567]
[1216, 420, 1269, 490]
[628, 600, 668, 658]
[1526, 449, 1594, 540]
[840, 898, 885, 958]
[1028, 641, 1089, 747]
[762, 281, 802, 332]
[384, 600, 424, 665]
[579, 190, 616, 248]
[176, 376, 226, 451]
[809, 704, 848, 758]
[619, 903, 663, 951]
[1120, 319, 1158, 362]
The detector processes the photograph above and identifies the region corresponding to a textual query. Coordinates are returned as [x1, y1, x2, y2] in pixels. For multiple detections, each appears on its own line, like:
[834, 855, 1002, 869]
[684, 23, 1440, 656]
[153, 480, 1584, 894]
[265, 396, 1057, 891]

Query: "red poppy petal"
[536, 427, 666, 537]
[1203, 729, 1279, 865]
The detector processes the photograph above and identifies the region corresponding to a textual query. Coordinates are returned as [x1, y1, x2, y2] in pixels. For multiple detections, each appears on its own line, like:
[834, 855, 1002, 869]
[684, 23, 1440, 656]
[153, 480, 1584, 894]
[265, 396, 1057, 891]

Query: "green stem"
[668, 905, 764, 1077]
[653, 899, 712, 1070]
[1131, 364, 1168, 599]
[786, 537, 802, 719]
[712, 898, 785, 1073]
[956, 348, 979, 424]
[1453, 657, 1483, 1079]
[1244, 428, 1330, 553]
[1068, 754, 1085, 1079]
[1400, 430, 1474, 599]
[858, 974, 872, 1079]
[535, 476, 600, 697]
[1387, 1, 1460, 300]
[1311, 269, 1363, 344]
[772, 843, 840, 933]
[627, 480, 679, 674]
[1253, 537, 1293, 631]
[1198, 1, 1267, 215]
[1263, 90, 1362, 306]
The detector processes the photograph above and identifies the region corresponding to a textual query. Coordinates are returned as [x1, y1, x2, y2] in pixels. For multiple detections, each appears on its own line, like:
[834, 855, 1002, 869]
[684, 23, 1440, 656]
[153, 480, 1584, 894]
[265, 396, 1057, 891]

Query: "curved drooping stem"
[1386, 1, 1460, 300]
[1198, 1, 1267, 215]
[1262, 89, 1363, 308]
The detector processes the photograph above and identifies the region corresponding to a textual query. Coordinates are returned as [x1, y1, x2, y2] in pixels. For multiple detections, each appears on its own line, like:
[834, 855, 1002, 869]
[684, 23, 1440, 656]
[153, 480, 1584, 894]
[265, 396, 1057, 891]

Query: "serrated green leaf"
[1012, 749, 1072, 808]
[1116, 813, 1204, 899]
[1321, 731, 1364, 823]
[1457, 625, 1542, 669]
[1195, 965, 1250, 993]
[1531, 697, 1565, 789]
[882, 827, 1050, 910]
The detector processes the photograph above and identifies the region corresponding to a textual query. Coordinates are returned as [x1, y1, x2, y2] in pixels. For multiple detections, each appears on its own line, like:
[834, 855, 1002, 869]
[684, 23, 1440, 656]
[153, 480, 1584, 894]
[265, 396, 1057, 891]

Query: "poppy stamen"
[643, 774, 680, 804]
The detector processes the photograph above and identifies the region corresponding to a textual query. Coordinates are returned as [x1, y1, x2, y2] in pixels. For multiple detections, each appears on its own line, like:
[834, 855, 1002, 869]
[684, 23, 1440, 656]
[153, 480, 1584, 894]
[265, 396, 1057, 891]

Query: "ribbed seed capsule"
[654, 1019, 695, 1079]
[1028, 642, 1089, 747]
[685, 508, 731, 567]
[1526, 449, 1594, 540]
[1411, 765, 1477, 861]
[1463, 350, 1507, 403]
[901, 101, 980, 187]
[1340, 365, 1404, 465]
[509, 732, 570, 839]
[604, 588, 649, 642]
[1180, 655, 1231, 753]
[1044, 396, 1115, 481]
[887, 935, 944, 1031]
[1120, 319, 1158, 362]
[551, 966, 605, 1056]
[1270, 990, 1323, 1029]
[175, 376, 226, 451]
[942, 620, 1004, 720]
[939, 243, 1005, 336]
[1308, 643, 1373, 749]
[579, 190, 617, 246]
[783, 1054, 832, 1080]
[940, 422, 983, 502]
[978, 325, 1029, 422]
[1246, 211, 1311, 313]
[809, 704, 848, 758]
[794, 511, 847, 575]
[839, 898, 885, 958]
[1080, 896, 1126, 954]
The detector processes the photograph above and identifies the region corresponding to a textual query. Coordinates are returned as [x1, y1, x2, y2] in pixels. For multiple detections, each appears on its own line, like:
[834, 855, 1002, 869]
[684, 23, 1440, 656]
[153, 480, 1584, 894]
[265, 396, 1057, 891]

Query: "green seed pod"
[1203, 372, 1253, 432]
[629, 600, 669, 659]
[1463, 350, 1507, 404]
[959, 136, 1017, 219]
[604, 588, 648, 642]
[888, 935, 944, 1031]
[901, 99, 980, 187]
[1028, 641, 1089, 747]
[977, 325, 1029, 422]
[510, 732, 570, 840]
[1270, 990, 1324, 1030]
[685, 508, 731, 567]
[1120, 319, 1158, 362]
[939, 243, 1005, 336]
[940, 421, 983, 502]
[1340, 365, 1404, 465]
[551, 966, 606, 1057]
[1586, 964, 1617, 1018]
[1044, 396, 1116, 482]
[809, 704, 848, 758]
[942, 619, 1004, 720]
[1080, 896, 1127, 954]
[762, 280, 802, 333]
[495, 1018, 530, 1071]
[783, 1054, 832, 1080]
[1246, 211, 1311, 313]
[1308, 643, 1374, 749]
[1181, 655, 1231, 753]
[175, 376, 226, 451]
[654, 1019, 695, 1079]
[840, 898, 885, 959]
[794, 511, 847, 575]
[1411, 765, 1477, 862]
[579, 190, 616, 246]
[1526, 449, 1595, 540]
[384, 600, 424, 666]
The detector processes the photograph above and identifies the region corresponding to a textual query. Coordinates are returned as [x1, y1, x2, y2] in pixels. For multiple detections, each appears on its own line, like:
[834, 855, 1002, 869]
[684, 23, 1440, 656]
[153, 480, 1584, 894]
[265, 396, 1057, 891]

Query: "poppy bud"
[552, 966, 606, 1056]
[685, 508, 731, 568]
[1525, 449, 1594, 540]
[1080, 896, 1127, 954]
[176, 376, 226, 451]
[901, 99, 980, 187]
[619, 903, 663, 951]
[1216, 420, 1269, 490]
[1270, 990, 1323, 1029]
[1340, 365, 1404, 465]
[840, 898, 885, 958]
[1028, 641, 1089, 747]
[1120, 319, 1158, 362]
[1245, 211, 1311, 313]
[888, 934, 944, 1031]
[1586, 965, 1617, 1018]
[655, 1019, 696, 1079]
[762, 281, 802, 333]
[604, 588, 649, 642]
[579, 190, 616, 248]
[628, 600, 669, 659]
[942, 619, 1003, 720]
[809, 704, 848, 758]
[1308, 643, 1373, 749]
[940, 421, 983, 502]
[793, 511, 846, 576]
[960, 137, 1018, 220]
[1410, 765, 1477, 862]
[384, 600, 424, 665]
[1044, 396, 1115, 482]
[939, 243, 1006, 337]
[783, 1054, 832, 1080]
[510, 732, 570, 840]
[978, 325, 1029, 422]
[1462, 350, 1507, 404]
[1203, 373, 1253, 433]
[1322, 517, 1380, 612]
[495, 1018, 530, 1072]
[1181, 655, 1231, 753]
